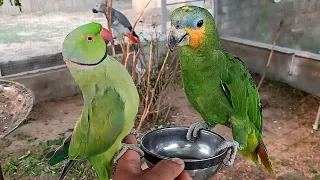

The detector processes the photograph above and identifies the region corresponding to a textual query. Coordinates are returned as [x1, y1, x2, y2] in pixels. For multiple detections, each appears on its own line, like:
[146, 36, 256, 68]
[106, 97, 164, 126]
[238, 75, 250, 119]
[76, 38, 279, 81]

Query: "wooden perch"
[257, 20, 284, 89]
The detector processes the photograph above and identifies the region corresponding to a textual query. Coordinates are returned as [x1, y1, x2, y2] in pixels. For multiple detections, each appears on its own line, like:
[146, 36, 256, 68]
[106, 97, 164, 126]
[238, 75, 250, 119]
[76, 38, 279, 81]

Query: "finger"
[175, 171, 192, 180]
[142, 167, 152, 174]
[143, 158, 185, 180]
[123, 134, 137, 144]
[117, 134, 142, 174]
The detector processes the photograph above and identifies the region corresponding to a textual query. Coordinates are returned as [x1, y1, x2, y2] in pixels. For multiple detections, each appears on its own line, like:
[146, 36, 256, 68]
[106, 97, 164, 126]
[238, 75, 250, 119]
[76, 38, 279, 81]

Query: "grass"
[2, 133, 97, 179]
[2, 134, 64, 178]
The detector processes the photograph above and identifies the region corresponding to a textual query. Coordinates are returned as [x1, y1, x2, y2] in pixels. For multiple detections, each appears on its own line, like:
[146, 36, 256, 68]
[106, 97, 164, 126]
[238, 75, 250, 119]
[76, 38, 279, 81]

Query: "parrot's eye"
[197, 20, 203, 28]
[86, 35, 94, 43]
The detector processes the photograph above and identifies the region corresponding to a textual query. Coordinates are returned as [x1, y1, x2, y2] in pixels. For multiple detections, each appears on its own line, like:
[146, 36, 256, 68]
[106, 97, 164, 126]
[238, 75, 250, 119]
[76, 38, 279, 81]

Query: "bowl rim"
[140, 126, 228, 163]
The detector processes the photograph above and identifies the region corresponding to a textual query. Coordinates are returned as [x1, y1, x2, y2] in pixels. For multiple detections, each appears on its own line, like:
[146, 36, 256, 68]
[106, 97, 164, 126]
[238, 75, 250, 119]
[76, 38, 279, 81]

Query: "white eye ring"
[86, 35, 94, 43]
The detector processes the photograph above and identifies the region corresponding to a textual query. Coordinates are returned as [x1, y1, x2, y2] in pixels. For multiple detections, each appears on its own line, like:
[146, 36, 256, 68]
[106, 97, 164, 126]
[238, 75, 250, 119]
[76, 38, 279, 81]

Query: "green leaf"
[14, 0, 21, 6]
[0, 0, 22, 12]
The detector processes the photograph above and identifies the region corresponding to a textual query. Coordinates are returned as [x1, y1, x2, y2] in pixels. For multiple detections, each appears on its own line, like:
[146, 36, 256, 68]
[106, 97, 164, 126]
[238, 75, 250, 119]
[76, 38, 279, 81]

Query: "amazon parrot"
[47, 22, 144, 180]
[168, 6, 275, 176]
[92, 3, 140, 51]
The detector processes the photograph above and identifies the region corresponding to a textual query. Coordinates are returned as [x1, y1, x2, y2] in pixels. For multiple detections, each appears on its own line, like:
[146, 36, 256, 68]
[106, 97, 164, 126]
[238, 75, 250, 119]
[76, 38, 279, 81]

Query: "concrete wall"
[221, 37, 320, 97]
[0, 44, 132, 76]
[4, 66, 81, 104]
[216, 0, 320, 54]
[3, 38, 319, 104]
[1, 41, 168, 103]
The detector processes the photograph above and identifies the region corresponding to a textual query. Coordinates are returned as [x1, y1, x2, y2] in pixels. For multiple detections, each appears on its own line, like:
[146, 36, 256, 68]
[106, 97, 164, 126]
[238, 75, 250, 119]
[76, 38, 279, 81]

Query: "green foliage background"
[0, 0, 22, 11]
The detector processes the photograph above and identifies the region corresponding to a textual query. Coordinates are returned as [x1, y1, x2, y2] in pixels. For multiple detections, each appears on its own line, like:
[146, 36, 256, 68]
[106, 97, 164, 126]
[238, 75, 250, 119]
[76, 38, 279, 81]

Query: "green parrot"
[47, 22, 144, 180]
[168, 6, 274, 176]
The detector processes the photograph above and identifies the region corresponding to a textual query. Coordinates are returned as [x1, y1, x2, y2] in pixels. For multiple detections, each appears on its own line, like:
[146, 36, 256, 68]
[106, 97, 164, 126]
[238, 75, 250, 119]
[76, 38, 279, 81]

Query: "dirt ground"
[1, 74, 319, 180]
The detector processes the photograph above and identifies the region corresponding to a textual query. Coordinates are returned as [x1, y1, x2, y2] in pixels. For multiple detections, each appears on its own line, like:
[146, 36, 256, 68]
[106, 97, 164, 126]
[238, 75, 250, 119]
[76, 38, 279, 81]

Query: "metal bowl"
[0, 79, 35, 139]
[140, 126, 227, 180]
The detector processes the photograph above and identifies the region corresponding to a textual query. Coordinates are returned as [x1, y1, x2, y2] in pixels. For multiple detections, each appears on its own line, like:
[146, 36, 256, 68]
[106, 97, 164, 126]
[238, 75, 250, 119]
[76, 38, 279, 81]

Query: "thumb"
[143, 158, 187, 180]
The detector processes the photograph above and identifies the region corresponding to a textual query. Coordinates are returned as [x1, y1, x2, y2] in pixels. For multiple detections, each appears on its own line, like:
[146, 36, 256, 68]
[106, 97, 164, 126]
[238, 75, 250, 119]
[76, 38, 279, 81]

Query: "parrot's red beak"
[100, 28, 114, 44]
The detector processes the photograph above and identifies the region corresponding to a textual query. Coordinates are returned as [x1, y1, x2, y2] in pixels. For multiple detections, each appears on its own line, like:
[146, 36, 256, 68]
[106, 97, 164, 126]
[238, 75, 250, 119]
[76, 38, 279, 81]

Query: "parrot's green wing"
[48, 85, 126, 163]
[48, 134, 72, 165]
[219, 51, 274, 175]
[69, 86, 125, 159]
[220, 51, 262, 133]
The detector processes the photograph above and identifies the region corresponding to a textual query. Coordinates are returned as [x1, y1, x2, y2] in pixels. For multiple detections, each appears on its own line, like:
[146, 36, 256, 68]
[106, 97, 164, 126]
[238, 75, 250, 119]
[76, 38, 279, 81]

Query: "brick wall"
[216, 0, 320, 54]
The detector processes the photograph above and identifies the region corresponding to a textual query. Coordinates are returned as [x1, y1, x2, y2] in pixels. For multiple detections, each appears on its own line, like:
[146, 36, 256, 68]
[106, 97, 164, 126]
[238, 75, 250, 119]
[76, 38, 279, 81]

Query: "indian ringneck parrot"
[168, 6, 275, 176]
[47, 22, 144, 180]
[92, 3, 140, 50]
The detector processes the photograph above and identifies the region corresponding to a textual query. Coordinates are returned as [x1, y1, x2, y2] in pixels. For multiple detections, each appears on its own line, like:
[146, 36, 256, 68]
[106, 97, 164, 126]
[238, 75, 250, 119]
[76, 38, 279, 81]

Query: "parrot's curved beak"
[100, 27, 114, 44]
[168, 26, 190, 52]
[92, 8, 98, 13]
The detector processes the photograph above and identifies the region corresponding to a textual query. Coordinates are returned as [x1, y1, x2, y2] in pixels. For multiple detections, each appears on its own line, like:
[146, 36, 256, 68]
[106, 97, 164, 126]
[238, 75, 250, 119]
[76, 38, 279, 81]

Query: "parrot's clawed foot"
[130, 128, 143, 141]
[215, 140, 239, 166]
[186, 121, 209, 142]
[113, 143, 145, 165]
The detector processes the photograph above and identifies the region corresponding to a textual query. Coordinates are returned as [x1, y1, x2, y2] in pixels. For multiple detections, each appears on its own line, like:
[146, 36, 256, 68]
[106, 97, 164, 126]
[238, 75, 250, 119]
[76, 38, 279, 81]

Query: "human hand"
[113, 134, 192, 180]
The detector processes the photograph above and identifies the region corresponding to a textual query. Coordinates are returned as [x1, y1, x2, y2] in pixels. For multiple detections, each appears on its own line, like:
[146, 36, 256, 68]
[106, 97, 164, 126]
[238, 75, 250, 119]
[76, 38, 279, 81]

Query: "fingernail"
[171, 157, 184, 165]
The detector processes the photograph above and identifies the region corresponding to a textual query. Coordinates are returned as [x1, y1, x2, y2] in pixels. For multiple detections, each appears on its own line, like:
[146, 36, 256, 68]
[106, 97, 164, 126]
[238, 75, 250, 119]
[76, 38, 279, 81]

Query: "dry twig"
[0, 163, 4, 180]
[137, 42, 154, 132]
[124, 41, 131, 67]
[257, 20, 284, 89]
[105, 0, 116, 56]
[132, 51, 138, 81]
[124, 0, 152, 67]
[137, 46, 172, 132]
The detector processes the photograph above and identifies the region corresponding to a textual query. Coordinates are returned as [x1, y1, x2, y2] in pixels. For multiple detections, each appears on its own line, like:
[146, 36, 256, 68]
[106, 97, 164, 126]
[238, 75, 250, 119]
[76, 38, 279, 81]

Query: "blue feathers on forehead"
[172, 7, 203, 27]
[185, 16, 200, 26]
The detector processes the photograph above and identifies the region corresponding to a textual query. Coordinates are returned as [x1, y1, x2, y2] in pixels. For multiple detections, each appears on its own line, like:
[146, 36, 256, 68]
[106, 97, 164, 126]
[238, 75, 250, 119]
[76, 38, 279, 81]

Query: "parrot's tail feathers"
[59, 160, 76, 180]
[89, 155, 111, 180]
[239, 149, 258, 165]
[251, 151, 259, 165]
[257, 141, 275, 177]
[47, 145, 69, 165]
[48, 134, 72, 165]
[126, 32, 140, 44]
[134, 44, 139, 52]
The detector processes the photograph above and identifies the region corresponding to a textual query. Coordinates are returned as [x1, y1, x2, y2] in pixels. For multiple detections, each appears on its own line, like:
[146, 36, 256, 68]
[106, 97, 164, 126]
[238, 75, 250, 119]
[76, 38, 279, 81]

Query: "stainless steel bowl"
[140, 126, 227, 180]
[0, 80, 35, 139]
